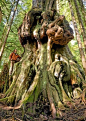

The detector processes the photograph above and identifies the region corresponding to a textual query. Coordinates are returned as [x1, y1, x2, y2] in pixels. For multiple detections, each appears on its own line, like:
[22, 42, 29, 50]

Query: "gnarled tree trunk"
[0, 0, 85, 118]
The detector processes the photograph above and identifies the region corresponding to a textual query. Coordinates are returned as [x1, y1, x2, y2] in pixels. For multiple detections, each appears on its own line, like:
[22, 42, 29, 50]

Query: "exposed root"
[51, 103, 56, 118]
[59, 77, 71, 103]
[47, 82, 56, 118]
[58, 101, 65, 110]
[81, 88, 86, 104]
[22, 71, 40, 103]
[51, 84, 65, 110]
[0, 93, 5, 98]
[57, 109, 63, 117]
[2, 104, 21, 110]
[5, 79, 16, 97]
[0, 95, 16, 105]
[0, 100, 22, 110]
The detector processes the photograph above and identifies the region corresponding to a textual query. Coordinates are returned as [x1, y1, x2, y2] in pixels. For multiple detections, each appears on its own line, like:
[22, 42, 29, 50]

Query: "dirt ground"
[0, 99, 86, 121]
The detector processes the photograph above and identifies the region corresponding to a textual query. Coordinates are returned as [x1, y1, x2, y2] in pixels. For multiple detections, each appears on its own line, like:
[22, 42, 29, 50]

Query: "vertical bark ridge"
[41, 0, 46, 10]
[56, 0, 60, 13]
[52, 0, 56, 11]
[46, 0, 50, 10]
[49, 0, 54, 10]
[32, 0, 56, 11]
[45, 0, 56, 10]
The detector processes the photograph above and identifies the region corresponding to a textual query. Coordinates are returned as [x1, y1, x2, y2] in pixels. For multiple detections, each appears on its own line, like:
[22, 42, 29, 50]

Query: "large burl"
[46, 15, 74, 45]
[18, 9, 74, 49]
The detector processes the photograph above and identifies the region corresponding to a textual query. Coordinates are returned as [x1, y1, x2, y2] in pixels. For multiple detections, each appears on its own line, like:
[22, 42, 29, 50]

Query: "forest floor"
[0, 98, 86, 121]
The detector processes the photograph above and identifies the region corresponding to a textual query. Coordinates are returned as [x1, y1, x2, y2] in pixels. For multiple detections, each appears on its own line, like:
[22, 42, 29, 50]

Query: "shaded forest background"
[0, 0, 32, 71]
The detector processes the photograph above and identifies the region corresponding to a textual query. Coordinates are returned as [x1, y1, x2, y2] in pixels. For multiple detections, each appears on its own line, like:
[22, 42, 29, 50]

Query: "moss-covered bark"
[0, 0, 85, 118]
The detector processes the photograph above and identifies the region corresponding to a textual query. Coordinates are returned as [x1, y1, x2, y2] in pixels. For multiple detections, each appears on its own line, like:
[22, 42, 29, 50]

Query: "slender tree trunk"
[68, 0, 86, 77]
[0, 7, 2, 23]
[73, 0, 86, 53]
[78, 0, 86, 24]
[0, 0, 19, 61]
[0, 1, 15, 49]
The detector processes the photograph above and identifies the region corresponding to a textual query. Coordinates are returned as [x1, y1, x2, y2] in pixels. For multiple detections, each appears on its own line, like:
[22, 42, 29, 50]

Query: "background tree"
[0, 0, 32, 71]
[73, 0, 86, 53]
[0, 0, 19, 61]
[68, 0, 86, 77]
[0, 6, 2, 23]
